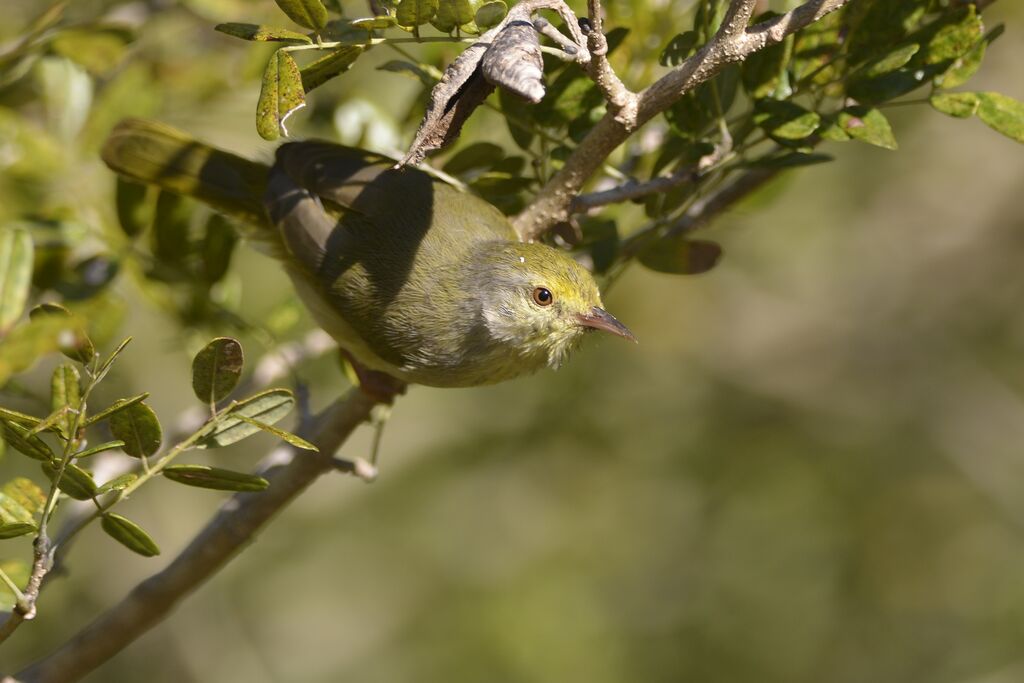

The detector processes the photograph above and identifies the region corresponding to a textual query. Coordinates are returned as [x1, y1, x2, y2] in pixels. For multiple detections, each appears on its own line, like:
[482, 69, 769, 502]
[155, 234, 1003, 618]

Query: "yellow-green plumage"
[102, 119, 633, 388]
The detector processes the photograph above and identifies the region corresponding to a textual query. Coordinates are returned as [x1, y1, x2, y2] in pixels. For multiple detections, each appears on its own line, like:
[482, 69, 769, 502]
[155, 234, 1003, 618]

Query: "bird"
[101, 119, 634, 397]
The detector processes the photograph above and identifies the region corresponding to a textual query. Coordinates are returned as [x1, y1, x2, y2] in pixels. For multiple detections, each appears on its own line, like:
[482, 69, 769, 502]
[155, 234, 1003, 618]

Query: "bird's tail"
[101, 118, 272, 231]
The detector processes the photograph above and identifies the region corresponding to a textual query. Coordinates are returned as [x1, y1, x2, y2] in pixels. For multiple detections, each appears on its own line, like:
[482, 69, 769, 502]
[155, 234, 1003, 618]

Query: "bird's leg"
[339, 349, 408, 404]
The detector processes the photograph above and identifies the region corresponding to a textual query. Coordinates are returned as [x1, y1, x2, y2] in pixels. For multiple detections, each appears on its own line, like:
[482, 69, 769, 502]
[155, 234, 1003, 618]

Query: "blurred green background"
[3, 1, 1024, 681]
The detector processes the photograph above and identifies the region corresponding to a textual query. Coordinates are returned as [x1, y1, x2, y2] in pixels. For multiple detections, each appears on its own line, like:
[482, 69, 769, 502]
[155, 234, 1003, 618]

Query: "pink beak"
[576, 307, 637, 343]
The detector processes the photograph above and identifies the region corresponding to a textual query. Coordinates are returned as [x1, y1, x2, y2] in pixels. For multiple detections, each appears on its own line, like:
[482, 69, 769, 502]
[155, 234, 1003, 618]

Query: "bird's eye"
[532, 287, 553, 306]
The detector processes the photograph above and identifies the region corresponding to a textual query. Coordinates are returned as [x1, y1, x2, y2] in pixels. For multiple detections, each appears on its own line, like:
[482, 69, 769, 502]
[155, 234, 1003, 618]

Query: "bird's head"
[470, 242, 636, 370]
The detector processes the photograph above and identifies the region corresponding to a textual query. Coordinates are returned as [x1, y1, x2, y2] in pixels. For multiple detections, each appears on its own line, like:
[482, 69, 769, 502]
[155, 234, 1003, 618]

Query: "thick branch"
[512, 0, 850, 241]
[14, 389, 377, 683]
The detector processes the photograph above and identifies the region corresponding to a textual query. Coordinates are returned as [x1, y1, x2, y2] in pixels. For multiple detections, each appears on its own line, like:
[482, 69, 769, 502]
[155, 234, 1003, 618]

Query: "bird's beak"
[577, 307, 637, 343]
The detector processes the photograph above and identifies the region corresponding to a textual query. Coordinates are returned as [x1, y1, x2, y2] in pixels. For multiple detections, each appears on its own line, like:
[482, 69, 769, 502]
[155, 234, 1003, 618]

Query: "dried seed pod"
[482, 20, 545, 103]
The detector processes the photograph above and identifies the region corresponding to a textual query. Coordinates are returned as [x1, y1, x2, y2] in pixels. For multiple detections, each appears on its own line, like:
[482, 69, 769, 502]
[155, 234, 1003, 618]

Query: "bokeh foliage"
[1, 0, 1024, 681]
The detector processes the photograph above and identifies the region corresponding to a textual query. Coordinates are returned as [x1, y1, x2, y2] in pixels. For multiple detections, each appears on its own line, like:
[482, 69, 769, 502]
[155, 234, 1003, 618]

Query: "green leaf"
[930, 92, 980, 118]
[73, 440, 126, 459]
[351, 15, 399, 31]
[214, 23, 313, 44]
[41, 461, 98, 500]
[96, 472, 137, 494]
[198, 389, 295, 449]
[299, 46, 363, 93]
[85, 393, 149, 426]
[639, 238, 722, 275]
[233, 414, 318, 451]
[151, 191, 192, 268]
[163, 465, 270, 492]
[857, 43, 920, 79]
[432, 0, 474, 32]
[660, 31, 698, 67]
[51, 363, 80, 439]
[108, 402, 162, 458]
[753, 100, 821, 140]
[2, 421, 55, 461]
[192, 337, 244, 406]
[273, 0, 329, 31]
[0, 227, 33, 336]
[50, 25, 133, 75]
[935, 40, 984, 89]
[837, 106, 897, 150]
[3, 478, 45, 517]
[442, 142, 505, 175]
[0, 407, 41, 428]
[0, 496, 35, 528]
[921, 6, 982, 66]
[0, 523, 36, 539]
[976, 92, 1024, 143]
[741, 15, 791, 99]
[95, 336, 132, 381]
[27, 303, 95, 364]
[474, 0, 507, 29]
[498, 87, 536, 150]
[257, 50, 307, 141]
[114, 178, 151, 238]
[0, 315, 78, 386]
[200, 214, 238, 284]
[0, 559, 29, 608]
[101, 512, 160, 557]
[396, 0, 438, 27]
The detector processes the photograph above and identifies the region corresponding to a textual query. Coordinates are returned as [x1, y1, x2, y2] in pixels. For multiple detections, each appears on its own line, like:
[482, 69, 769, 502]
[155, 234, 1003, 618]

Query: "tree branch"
[583, 0, 637, 126]
[512, 0, 851, 241]
[12, 388, 378, 683]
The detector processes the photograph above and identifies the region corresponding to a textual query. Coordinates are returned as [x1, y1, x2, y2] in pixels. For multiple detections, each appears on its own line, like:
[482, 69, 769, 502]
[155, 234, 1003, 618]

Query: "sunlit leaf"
[192, 337, 244, 406]
[857, 43, 920, 79]
[396, 0, 438, 28]
[51, 363, 81, 438]
[3, 478, 45, 517]
[837, 106, 897, 150]
[474, 0, 506, 29]
[214, 23, 313, 43]
[96, 472, 137, 494]
[73, 440, 126, 459]
[300, 45, 363, 93]
[0, 523, 36, 540]
[432, 0, 473, 32]
[0, 227, 33, 336]
[1, 421, 54, 461]
[41, 461, 98, 500]
[976, 92, 1024, 143]
[351, 15, 399, 31]
[753, 100, 820, 140]
[101, 512, 160, 556]
[233, 414, 318, 451]
[108, 402, 162, 458]
[198, 388, 294, 449]
[274, 0, 329, 31]
[257, 50, 306, 141]
[163, 465, 270, 492]
[930, 91, 980, 118]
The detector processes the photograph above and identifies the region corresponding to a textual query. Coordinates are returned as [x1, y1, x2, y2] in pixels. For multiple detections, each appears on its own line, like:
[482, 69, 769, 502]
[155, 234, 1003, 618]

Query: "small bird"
[102, 119, 634, 395]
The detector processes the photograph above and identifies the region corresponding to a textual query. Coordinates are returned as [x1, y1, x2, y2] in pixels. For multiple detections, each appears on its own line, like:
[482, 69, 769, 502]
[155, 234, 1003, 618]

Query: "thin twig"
[582, 0, 637, 126]
[512, 0, 851, 241]
[15, 389, 378, 683]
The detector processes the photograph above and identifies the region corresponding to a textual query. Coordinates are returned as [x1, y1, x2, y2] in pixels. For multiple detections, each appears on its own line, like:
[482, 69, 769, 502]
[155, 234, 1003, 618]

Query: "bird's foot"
[340, 350, 407, 404]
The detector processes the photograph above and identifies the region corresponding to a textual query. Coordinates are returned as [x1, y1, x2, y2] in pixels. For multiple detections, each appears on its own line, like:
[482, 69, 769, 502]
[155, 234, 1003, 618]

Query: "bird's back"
[265, 142, 518, 384]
